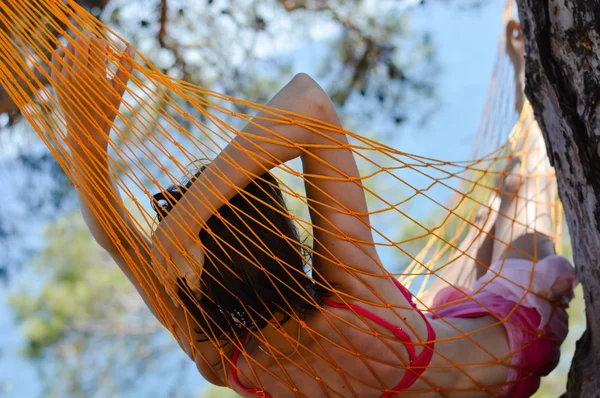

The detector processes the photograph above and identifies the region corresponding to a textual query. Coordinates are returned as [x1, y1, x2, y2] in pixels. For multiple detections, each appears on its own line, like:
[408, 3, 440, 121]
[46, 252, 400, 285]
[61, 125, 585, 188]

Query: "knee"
[505, 232, 556, 261]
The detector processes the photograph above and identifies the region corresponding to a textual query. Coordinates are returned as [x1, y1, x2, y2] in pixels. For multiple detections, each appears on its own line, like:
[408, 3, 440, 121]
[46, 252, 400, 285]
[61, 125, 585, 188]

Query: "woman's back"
[226, 280, 431, 397]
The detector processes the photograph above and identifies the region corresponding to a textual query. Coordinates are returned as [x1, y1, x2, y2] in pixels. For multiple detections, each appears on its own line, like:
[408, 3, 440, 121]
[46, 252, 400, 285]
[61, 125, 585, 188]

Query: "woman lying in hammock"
[52, 22, 575, 397]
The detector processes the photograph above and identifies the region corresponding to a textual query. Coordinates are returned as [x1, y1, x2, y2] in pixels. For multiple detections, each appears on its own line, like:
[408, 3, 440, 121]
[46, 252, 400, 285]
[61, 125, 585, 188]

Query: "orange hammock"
[0, 0, 574, 396]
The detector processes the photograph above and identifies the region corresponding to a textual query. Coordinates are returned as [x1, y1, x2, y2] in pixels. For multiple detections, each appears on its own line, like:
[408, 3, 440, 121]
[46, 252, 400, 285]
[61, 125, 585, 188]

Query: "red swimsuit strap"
[229, 278, 436, 397]
[322, 296, 417, 361]
[384, 278, 436, 395]
[231, 334, 273, 398]
[325, 278, 436, 397]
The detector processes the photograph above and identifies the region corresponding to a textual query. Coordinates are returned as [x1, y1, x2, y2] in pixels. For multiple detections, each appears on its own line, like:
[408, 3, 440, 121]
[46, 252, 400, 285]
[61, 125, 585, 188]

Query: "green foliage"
[3, 2, 439, 391]
[199, 386, 241, 398]
[9, 213, 128, 358]
[8, 213, 194, 397]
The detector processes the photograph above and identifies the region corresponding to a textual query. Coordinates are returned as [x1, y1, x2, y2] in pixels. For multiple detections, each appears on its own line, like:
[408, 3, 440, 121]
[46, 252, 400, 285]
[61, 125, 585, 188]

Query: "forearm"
[178, 127, 308, 228]
[172, 84, 338, 233]
[70, 145, 144, 255]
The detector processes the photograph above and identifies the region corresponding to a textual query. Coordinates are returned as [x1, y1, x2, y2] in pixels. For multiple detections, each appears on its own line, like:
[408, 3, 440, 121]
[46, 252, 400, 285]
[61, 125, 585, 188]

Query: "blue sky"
[0, 1, 512, 397]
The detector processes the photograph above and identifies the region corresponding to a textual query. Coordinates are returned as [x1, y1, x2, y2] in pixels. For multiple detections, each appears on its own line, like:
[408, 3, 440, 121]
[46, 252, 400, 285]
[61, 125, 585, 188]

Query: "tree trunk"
[515, 1, 600, 396]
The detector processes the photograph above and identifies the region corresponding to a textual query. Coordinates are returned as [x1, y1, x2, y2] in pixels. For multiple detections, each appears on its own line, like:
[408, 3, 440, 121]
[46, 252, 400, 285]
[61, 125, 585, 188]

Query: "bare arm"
[71, 152, 227, 385]
[150, 73, 335, 287]
[153, 74, 383, 290]
[52, 36, 226, 385]
[155, 73, 428, 341]
[53, 36, 168, 321]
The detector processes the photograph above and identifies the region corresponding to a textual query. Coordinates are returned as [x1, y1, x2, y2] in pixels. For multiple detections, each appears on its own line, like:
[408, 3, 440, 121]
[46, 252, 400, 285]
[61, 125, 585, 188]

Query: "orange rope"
[0, 0, 572, 395]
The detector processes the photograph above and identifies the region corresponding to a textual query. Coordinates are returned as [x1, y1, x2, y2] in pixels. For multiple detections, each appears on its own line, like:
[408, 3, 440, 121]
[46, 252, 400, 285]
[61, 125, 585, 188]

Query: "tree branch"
[277, 0, 399, 106]
[157, 0, 189, 80]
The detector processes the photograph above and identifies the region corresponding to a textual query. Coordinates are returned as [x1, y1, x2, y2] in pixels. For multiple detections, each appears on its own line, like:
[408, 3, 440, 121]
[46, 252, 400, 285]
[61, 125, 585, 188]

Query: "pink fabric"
[431, 255, 577, 397]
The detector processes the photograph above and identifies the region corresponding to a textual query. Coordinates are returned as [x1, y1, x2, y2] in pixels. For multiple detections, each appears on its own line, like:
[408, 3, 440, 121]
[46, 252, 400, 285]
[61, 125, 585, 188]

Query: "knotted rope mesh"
[0, 0, 568, 395]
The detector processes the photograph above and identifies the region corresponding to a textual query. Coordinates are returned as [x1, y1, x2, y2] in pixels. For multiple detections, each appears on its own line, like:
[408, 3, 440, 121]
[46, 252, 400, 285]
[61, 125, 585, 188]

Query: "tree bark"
[515, 1, 600, 396]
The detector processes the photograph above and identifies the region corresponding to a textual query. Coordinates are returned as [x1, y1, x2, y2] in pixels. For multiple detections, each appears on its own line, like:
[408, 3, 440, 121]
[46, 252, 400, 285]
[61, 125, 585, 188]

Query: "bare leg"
[421, 20, 534, 306]
[418, 23, 561, 395]
[491, 21, 556, 263]
[490, 124, 556, 262]
[421, 184, 500, 307]
[442, 199, 499, 288]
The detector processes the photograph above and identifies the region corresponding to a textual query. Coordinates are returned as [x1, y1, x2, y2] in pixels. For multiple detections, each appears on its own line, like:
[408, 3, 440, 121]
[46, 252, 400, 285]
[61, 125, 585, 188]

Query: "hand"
[51, 35, 134, 156]
[150, 212, 206, 306]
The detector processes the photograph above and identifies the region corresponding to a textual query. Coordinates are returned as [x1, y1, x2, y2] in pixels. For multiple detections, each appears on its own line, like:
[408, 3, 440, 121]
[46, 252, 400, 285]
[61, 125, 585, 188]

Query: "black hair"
[151, 163, 324, 342]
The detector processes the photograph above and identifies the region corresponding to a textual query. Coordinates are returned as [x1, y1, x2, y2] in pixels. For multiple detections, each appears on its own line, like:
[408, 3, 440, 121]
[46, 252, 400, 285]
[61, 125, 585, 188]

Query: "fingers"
[59, 40, 76, 81]
[171, 251, 204, 298]
[57, 35, 111, 80]
[53, 35, 131, 91]
[73, 35, 90, 75]
[89, 36, 107, 80]
[152, 249, 187, 307]
[181, 244, 205, 292]
[111, 45, 135, 101]
[151, 233, 205, 308]
[51, 46, 64, 81]
[154, 254, 182, 307]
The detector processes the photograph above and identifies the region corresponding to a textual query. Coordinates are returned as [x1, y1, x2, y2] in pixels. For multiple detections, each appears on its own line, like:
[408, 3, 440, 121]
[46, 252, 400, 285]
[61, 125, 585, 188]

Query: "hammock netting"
[0, 0, 571, 396]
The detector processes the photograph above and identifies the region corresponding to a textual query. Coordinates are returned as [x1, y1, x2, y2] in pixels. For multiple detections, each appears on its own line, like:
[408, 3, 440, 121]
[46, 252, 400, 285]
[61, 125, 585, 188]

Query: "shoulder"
[193, 346, 231, 387]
